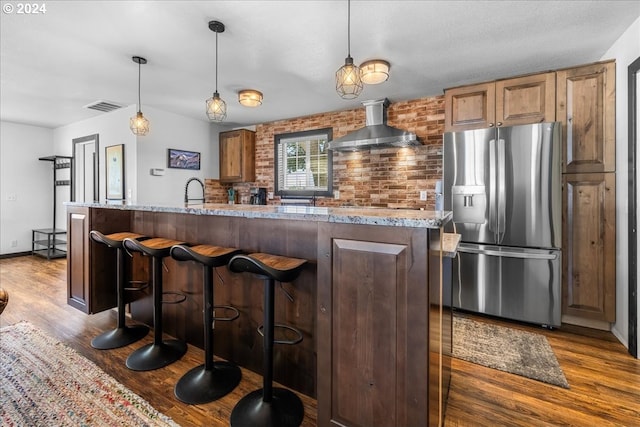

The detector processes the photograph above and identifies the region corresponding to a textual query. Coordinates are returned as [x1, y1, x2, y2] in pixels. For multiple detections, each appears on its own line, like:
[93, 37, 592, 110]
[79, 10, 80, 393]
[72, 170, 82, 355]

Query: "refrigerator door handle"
[497, 138, 506, 243]
[458, 243, 558, 260]
[488, 138, 498, 242]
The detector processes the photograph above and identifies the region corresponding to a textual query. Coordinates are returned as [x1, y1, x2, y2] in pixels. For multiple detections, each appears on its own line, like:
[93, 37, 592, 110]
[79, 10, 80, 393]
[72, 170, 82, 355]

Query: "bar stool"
[123, 236, 188, 371]
[227, 252, 306, 427]
[170, 243, 243, 404]
[89, 231, 149, 350]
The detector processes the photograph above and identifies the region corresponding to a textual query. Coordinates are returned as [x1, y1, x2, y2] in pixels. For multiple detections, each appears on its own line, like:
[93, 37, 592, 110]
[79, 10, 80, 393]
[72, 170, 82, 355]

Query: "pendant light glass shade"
[336, 56, 363, 99]
[336, 0, 363, 99]
[206, 91, 227, 121]
[360, 59, 390, 84]
[206, 21, 226, 122]
[238, 89, 263, 107]
[130, 111, 150, 135]
[129, 56, 149, 136]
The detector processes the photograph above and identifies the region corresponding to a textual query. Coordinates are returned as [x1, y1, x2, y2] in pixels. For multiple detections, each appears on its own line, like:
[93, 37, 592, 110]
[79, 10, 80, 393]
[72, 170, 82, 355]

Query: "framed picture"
[105, 144, 125, 200]
[168, 148, 201, 170]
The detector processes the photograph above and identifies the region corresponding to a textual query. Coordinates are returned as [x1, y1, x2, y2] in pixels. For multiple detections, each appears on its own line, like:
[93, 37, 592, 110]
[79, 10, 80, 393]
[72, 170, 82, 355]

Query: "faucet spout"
[185, 177, 205, 204]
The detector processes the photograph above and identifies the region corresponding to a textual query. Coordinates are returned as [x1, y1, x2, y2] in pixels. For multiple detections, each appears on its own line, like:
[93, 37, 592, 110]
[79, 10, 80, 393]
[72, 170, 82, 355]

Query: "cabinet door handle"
[489, 123, 495, 127]
[496, 122, 503, 127]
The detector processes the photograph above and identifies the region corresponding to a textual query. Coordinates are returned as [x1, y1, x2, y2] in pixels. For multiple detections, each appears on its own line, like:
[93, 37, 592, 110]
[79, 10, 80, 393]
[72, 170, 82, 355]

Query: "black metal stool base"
[174, 361, 241, 404]
[91, 325, 149, 350]
[230, 388, 304, 427]
[125, 340, 187, 371]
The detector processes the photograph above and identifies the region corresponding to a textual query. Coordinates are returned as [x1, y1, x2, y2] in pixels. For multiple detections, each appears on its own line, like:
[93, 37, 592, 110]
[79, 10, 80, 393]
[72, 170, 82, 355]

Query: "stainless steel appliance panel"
[453, 243, 561, 326]
[443, 128, 495, 244]
[496, 123, 562, 249]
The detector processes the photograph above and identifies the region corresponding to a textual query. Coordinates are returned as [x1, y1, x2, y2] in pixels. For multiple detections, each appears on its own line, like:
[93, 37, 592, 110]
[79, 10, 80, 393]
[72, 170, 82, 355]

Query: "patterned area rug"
[0, 321, 179, 426]
[453, 316, 570, 388]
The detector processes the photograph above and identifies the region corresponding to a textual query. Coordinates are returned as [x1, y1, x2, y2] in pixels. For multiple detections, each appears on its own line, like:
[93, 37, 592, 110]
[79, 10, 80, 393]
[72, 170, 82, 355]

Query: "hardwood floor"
[0, 255, 317, 426]
[2, 255, 639, 426]
[445, 315, 640, 427]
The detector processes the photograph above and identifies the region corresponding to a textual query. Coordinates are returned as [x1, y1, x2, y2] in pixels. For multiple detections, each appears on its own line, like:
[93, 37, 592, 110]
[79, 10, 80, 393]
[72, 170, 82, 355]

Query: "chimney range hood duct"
[327, 98, 420, 151]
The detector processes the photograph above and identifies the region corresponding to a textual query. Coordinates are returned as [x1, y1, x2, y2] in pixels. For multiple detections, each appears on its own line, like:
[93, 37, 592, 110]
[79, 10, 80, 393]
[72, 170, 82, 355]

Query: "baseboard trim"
[562, 314, 611, 331]
[0, 251, 33, 259]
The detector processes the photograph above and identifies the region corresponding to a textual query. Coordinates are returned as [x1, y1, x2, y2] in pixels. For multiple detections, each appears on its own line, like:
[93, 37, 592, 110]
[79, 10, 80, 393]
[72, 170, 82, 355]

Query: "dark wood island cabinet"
[66, 202, 452, 426]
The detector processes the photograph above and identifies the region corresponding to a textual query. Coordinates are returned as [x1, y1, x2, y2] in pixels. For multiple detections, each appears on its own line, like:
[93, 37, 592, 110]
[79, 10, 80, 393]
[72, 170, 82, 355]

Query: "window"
[275, 128, 333, 197]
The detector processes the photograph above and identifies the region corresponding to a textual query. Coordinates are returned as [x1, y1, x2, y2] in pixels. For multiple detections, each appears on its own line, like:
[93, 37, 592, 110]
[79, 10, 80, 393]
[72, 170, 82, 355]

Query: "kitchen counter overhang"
[68, 201, 451, 228]
[65, 201, 452, 426]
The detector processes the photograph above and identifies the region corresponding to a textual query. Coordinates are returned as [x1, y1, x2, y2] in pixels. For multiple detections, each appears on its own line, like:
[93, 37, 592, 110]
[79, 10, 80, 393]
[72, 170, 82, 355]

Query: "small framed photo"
[167, 148, 201, 170]
[105, 144, 125, 200]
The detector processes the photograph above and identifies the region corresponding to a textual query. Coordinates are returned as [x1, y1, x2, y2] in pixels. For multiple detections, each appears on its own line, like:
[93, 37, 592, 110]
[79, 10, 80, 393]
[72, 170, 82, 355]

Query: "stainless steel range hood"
[327, 98, 420, 151]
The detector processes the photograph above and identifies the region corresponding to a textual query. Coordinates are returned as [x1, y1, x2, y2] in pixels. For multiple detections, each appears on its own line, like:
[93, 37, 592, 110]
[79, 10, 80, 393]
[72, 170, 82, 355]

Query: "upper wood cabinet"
[219, 129, 255, 183]
[444, 72, 556, 132]
[556, 61, 615, 173]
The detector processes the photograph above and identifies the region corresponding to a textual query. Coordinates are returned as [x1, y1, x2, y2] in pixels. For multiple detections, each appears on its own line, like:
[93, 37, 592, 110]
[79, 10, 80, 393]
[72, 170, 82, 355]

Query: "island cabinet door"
[67, 206, 91, 312]
[317, 223, 432, 427]
[66, 206, 132, 314]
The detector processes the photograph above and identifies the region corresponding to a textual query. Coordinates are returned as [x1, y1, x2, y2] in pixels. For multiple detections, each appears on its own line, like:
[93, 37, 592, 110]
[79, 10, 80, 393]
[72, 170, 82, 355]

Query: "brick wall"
[207, 95, 445, 209]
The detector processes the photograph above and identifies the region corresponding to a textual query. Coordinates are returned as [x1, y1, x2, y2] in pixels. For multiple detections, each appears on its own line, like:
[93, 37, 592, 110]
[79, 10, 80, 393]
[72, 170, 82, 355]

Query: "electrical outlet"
[10, 240, 18, 247]
[334, 190, 340, 200]
[7, 193, 17, 201]
[267, 192, 274, 200]
[419, 190, 427, 201]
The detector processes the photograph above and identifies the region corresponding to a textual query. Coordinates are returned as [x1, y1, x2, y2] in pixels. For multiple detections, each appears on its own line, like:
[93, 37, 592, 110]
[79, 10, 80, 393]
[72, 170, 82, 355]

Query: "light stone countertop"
[66, 201, 452, 229]
[442, 233, 462, 258]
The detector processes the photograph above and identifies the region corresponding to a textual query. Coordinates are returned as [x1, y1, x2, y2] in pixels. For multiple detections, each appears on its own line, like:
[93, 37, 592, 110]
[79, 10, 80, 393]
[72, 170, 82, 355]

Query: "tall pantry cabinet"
[444, 60, 617, 329]
[557, 61, 616, 327]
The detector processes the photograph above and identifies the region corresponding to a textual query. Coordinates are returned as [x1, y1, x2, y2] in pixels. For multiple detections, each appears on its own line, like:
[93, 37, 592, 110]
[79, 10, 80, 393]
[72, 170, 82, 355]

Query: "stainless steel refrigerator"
[443, 122, 562, 327]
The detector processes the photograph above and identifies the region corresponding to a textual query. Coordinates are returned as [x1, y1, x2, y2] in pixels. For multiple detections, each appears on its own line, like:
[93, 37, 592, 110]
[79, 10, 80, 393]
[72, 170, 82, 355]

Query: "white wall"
[602, 15, 640, 351]
[53, 105, 137, 200]
[52, 106, 137, 226]
[134, 106, 226, 205]
[53, 104, 230, 206]
[0, 121, 55, 254]
[1, 105, 231, 255]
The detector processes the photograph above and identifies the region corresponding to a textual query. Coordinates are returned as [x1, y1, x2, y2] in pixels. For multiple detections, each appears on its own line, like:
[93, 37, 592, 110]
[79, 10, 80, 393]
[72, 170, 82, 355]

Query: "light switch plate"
[420, 190, 427, 201]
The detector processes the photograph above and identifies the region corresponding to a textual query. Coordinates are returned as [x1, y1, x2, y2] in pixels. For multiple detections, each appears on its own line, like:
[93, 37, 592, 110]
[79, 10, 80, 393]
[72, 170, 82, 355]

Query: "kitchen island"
[66, 202, 452, 427]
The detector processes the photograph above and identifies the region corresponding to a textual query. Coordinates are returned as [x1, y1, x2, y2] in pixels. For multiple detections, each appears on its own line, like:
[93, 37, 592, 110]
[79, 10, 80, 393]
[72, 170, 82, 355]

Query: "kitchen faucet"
[184, 177, 205, 204]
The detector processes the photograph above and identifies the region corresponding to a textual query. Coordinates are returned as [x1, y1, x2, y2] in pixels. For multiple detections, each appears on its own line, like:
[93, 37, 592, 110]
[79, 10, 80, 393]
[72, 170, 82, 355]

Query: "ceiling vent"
[83, 100, 123, 113]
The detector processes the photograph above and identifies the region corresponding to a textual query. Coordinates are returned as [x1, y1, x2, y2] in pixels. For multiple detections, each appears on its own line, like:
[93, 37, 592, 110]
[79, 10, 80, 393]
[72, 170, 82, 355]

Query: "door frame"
[628, 56, 640, 358]
[71, 134, 99, 202]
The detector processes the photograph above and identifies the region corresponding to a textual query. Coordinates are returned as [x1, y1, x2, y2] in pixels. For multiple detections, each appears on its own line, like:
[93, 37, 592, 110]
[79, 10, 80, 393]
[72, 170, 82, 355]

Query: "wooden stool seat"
[123, 236, 188, 371]
[124, 237, 186, 258]
[169, 243, 242, 405]
[90, 231, 147, 248]
[171, 244, 240, 267]
[228, 252, 306, 283]
[88, 230, 149, 350]
[228, 253, 306, 427]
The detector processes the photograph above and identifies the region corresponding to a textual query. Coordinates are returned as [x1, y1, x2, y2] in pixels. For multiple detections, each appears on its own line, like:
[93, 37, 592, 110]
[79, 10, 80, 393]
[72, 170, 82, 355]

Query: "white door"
[72, 134, 98, 202]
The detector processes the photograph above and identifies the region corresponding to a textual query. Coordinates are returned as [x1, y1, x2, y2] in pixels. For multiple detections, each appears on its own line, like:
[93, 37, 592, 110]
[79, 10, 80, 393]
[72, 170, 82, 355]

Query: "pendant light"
[336, 0, 363, 99]
[129, 56, 150, 136]
[206, 20, 227, 122]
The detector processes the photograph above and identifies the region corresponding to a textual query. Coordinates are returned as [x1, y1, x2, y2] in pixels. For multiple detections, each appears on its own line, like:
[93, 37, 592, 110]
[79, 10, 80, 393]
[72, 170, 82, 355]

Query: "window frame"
[274, 127, 333, 198]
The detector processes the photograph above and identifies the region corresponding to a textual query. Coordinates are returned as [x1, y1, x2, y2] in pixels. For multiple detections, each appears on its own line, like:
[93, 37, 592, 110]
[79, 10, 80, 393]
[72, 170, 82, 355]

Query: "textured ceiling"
[1, 0, 639, 129]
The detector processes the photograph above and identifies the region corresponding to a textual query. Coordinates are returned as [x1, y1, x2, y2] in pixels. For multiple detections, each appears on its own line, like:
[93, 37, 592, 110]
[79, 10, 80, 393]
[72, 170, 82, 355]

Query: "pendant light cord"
[215, 31, 218, 92]
[347, 0, 351, 57]
[137, 61, 142, 112]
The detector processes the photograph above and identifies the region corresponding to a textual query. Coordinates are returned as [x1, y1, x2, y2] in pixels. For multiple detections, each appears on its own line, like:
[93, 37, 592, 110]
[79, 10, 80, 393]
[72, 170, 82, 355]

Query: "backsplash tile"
[207, 95, 444, 209]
